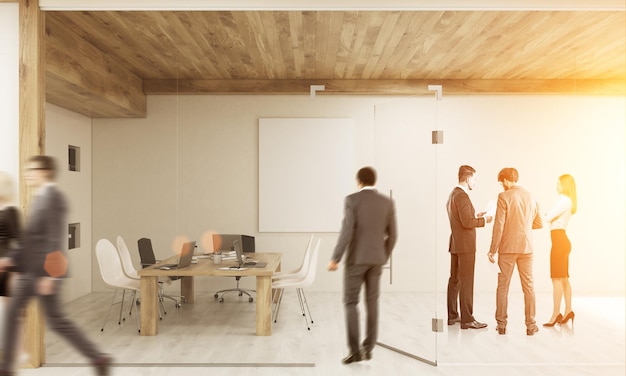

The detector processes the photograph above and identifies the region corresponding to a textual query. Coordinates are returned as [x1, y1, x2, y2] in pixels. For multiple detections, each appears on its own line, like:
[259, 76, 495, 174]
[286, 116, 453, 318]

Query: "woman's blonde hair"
[0, 171, 16, 204]
[559, 174, 577, 214]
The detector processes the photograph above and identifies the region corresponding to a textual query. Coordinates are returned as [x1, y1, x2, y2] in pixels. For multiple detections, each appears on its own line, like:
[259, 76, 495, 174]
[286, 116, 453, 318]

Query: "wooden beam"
[19, 0, 45, 368]
[143, 79, 626, 95]
[45, 13, 146, 118]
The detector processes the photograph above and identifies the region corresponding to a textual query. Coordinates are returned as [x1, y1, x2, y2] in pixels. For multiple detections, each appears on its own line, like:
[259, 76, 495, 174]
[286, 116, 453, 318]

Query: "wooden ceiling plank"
[300, 10, 317, 78]
[169, 11, 231, 79]
[273, 11, 297, 78]
[334, 11, 358, 79]
[314, 12, 331, 78]
[231, 11, 270, 79]
[323, 11, 345, 79]
[287, 11, 304, 78]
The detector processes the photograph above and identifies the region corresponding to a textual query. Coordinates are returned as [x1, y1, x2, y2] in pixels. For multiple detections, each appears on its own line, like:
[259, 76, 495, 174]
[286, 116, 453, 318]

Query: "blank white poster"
[259, 118, 354, 232]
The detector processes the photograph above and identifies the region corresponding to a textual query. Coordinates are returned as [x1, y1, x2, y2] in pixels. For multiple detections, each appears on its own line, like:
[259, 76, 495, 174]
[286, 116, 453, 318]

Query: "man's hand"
[0, 257, 13, 271]
[477, 212, 493, 223]
[487, 252, 496, 264]
[38, 277, 56, 296]
[327, 260, 339, 272]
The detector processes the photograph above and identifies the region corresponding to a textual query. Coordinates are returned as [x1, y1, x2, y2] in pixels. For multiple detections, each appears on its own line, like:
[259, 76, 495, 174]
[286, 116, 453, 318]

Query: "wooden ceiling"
[44, 10, 626, 118]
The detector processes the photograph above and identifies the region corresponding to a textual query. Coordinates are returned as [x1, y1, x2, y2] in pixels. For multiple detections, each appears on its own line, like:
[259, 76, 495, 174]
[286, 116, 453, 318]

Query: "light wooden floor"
[17, 291, 626, 376]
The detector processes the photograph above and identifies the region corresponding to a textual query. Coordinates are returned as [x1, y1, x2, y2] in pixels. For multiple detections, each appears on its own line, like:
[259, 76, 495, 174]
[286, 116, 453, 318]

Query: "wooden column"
[19, 0, 45, 368]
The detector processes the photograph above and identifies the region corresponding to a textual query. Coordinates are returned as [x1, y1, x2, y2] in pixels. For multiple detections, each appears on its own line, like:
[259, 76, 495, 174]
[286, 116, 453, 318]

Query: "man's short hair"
[458, 165, 476, 182]
[28, 155, 58, 180]
[497, 167, 519, 183]
[357, 167, 377, 186]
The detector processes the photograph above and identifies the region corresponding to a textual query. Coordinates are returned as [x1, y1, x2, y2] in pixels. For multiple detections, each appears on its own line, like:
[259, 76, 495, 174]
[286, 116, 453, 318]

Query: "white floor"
[15, 291, 626, 376]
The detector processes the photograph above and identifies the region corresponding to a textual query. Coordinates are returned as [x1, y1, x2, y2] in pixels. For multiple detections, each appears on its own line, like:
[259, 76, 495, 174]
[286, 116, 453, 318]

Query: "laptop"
[158, 241, 196, 269]
[233, 239, 266, 268]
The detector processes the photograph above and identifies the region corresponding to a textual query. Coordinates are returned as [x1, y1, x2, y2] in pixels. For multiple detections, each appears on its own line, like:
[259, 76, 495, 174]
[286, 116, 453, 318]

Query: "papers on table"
[217, 267, 248, 271]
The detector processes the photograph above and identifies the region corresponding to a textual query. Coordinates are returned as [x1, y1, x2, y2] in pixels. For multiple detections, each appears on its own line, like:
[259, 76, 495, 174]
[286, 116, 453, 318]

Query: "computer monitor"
[212, 234, 255, 253]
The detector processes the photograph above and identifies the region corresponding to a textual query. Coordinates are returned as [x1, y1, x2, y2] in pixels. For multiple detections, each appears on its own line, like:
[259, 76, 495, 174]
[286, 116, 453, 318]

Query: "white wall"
[46, 103, 93, 302]
[0, 4, 19, 186]
[92, 94, 625, 296]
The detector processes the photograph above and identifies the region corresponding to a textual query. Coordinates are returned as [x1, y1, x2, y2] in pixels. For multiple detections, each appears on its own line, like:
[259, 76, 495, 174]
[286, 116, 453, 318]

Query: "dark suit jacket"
[447, 187, 485, 254]
[11, 184, 68, 277]
[489, 185, 542, 254]
[331, 188, 397, 266]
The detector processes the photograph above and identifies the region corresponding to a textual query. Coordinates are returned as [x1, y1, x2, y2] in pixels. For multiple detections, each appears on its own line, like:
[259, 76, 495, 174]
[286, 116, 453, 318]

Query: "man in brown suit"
[488, 167, 542, 336]
[328, 167, 397, 364]
[446, 165, 492, 329]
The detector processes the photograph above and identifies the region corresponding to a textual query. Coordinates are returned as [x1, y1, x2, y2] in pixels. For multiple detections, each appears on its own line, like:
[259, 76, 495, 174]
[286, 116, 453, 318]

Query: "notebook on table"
[158, 241, 196, 269]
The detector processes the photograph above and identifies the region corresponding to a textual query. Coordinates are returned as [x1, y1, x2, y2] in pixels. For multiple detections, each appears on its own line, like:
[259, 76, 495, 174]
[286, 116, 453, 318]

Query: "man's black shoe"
[360, 347, 372, 361]
[341, 352, 362, 364]
[93, 355, 113, 376]
[447, 317, 461, 325]
[460, 320, 488, 329]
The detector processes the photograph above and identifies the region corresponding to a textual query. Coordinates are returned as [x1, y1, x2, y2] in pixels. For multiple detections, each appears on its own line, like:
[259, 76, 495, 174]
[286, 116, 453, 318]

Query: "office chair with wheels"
[95, 238, 141, 333]
[213, 235, 256, 303]
[272, 238, 321, 330]
[214, 275, 254, 303]
[137, 237, 184, 311]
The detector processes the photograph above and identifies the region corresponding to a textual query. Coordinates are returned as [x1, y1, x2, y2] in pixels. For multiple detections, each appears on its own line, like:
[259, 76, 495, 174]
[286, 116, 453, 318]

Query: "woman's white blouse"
[544, 194, 572, 230]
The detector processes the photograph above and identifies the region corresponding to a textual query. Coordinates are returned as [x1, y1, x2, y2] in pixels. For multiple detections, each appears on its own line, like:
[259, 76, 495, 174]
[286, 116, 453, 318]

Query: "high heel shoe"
[560, 311, 575, 325]
[543, 313, 563, 327]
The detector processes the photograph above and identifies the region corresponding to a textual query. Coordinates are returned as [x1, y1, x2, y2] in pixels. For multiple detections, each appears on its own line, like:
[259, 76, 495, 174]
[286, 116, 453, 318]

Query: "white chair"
[116, 235, 140, 279]
[271, 238, 321, 330]
[272, 234, 314, 281]
[96, 238, 141, 333]
[117, 235, 167, 318]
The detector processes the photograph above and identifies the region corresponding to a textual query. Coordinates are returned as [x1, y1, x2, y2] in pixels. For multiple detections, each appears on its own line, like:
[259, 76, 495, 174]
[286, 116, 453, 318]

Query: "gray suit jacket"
[489, 185, 542, 255]
[331, 189, 397, 266]
[12, 184, 68, 277]
[447, 187, 485, 254]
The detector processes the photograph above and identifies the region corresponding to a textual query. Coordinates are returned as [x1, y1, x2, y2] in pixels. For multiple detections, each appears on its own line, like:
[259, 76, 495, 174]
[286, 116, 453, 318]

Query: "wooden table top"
[137, 252, 281, 278]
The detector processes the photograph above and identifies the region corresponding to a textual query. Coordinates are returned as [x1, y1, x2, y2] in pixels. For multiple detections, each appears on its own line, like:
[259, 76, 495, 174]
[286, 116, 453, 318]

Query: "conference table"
[137, 252, 281, 336]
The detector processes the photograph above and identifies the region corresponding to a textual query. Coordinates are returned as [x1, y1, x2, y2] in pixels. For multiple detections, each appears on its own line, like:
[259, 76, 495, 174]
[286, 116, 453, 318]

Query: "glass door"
[374, 97, 440, 365]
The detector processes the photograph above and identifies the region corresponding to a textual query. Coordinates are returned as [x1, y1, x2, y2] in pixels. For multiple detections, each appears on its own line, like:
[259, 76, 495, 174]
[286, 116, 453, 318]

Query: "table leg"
[256, 275, 272, 336]
[181, 276, 194, 303]
[140, 276, 159, 336]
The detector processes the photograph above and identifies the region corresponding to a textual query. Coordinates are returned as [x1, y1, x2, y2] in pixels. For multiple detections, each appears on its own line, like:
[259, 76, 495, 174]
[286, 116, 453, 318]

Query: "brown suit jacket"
[489, 185, 542, 254]
[447, 187, 485, 254]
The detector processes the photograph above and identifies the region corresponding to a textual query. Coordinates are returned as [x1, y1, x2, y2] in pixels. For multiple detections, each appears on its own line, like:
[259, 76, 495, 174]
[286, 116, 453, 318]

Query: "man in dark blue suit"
[446, 165, 491, 330]
[328, 166, 397, 364]
[0, 156, 111, 375]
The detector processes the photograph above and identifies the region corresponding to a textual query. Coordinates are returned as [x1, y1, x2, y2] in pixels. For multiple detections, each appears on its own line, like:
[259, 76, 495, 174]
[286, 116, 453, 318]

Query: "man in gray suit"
[328, 167, 397, 364]
[0, 156, 111, 376]
[487, 167, 542, 336]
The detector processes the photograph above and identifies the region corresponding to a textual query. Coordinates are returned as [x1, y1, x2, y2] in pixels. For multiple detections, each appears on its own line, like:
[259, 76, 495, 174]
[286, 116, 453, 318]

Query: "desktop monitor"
[212, 234, 255, 253]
